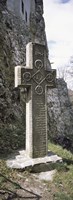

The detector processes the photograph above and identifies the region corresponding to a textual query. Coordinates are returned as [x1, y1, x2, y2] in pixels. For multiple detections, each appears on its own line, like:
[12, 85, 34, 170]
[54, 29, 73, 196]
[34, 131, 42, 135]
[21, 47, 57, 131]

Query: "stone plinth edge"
[6, 150, 62, 172]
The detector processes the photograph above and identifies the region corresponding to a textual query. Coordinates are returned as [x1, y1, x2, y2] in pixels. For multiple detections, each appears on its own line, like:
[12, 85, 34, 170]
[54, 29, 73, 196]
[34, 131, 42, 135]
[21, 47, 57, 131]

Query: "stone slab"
[6, 150, 62, 172]
[33, 170, 57, 181]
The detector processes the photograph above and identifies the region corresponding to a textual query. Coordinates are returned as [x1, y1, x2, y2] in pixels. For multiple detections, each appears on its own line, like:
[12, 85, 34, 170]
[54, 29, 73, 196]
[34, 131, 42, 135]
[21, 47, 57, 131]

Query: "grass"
[48, 141, 73, 200]
[0, 141, 73, 199]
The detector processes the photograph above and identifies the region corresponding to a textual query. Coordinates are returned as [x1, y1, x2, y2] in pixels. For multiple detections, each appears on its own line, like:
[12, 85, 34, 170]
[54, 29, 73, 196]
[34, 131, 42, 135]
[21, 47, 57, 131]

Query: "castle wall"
[14, 0, 21, 17]
[7, 0, 35, 25]
[31, 0, 35, 13]
[20, 0, 31, 25]
[7, 0, 14, 11]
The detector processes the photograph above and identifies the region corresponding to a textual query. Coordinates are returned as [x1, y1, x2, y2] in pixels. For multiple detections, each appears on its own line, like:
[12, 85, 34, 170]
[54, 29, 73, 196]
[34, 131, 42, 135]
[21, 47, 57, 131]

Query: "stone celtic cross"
[15, 42, 56, 158]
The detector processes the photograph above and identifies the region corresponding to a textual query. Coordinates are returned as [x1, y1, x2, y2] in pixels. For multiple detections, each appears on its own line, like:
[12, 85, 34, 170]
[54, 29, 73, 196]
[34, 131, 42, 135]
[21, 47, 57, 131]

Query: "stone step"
[6, 150, 62, 172]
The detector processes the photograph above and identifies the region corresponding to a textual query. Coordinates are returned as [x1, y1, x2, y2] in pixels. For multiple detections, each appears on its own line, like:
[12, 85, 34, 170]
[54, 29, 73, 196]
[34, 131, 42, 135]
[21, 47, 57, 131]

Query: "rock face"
[0, 5, 29, 154]
[0, 1, 48, 154]
[68, 90, 73, 109]
[0, 1, 73, 155]
[47, 79, 73, 151]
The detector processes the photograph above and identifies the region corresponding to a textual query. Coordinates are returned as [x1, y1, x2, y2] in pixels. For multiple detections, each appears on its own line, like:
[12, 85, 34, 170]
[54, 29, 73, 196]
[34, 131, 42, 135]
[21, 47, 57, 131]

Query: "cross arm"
[21, 67, 33, 87]
[44, 69, 56, 88]
[15, 65, 33, 88]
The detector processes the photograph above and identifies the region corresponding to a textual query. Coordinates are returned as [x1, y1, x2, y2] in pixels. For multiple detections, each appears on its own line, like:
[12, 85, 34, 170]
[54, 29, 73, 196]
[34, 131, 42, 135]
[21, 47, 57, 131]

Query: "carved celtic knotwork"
[46, 73, 53, 83]
[23, 72, 31, 82]
[35, 59, 43, 70]
[21, 43, 56, 97]
[35, 85, 43, 95]
[32, 71, 43, 84]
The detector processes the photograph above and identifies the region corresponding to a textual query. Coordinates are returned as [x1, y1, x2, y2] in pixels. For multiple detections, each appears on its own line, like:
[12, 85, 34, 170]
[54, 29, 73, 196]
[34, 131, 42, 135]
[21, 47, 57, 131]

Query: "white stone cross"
[15, 42, 56, 158]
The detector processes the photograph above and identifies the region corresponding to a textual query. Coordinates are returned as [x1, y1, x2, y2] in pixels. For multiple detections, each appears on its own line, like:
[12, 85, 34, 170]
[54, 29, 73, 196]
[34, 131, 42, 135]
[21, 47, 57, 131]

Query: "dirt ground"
[0, 171, 55, 200]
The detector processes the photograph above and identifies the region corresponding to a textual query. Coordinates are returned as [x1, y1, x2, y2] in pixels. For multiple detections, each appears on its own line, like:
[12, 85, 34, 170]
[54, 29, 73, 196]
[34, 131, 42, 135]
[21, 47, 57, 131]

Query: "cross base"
[6, 150, 62, 172]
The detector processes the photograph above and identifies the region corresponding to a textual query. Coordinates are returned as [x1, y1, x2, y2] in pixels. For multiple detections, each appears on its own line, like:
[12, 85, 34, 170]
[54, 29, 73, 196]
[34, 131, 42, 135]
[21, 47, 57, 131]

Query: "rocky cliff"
[0, 1, 73, 155]
[47, 79, 73, 151]
[0, 0, 48, 154]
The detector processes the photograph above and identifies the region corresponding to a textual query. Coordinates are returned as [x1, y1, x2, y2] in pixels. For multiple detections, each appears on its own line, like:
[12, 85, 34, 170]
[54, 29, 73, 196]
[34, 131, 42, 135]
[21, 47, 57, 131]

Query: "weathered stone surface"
[36, 170, 56, 181]
[47, 79, 73, 150]
[0, 1, 49, 154]
[6, 0, 35, 26]
[0, 0, 7, 6]
[15, 43, 56, 158]
[6, 149, 62, 171]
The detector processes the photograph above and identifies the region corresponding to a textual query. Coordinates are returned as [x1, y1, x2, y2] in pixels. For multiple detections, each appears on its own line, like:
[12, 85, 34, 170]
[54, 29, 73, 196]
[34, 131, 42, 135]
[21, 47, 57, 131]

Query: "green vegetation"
[0, 142, 73, 199]
[48, 141, 73, 200]
[0, 122, 25, 155]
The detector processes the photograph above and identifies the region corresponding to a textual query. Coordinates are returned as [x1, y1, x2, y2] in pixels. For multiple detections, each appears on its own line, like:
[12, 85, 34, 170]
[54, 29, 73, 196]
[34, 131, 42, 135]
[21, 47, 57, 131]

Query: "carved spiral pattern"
[35, 85, 43, 95]
[35, 59, 43, 70]
[46, 73, 53, 82]
[23, 72, 31, 81]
